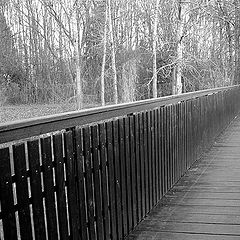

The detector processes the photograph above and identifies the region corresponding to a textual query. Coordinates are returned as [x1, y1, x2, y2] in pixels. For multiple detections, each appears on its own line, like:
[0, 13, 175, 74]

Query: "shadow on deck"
[127, 116, 240, 240]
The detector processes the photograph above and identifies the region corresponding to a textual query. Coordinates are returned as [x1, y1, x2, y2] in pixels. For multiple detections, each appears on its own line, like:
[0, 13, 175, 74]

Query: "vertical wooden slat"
[147, 111, 153, 209]
[75, 128, 88, 240]
[166, 106, 170, 191]
[41, 137, 58, 240]
[52, 134, 68, 240]
[13, 144, 32, 240]
[28, 140, 46, 240]
[162, 107, 167, 195]
[173, 104, 177, 184]
[134, 115, 141, 222]
[154, 109, 159, 203]
[106, 122, 117, 238]
[112, 121, 123, 239]
[143, 112, 149, 213]
[91, 125, 104, 240]
[151, 110, 156, 206]
[98, 123, 110, 240]
[0, 148, 18, 240]
[129, 116, 137, 227]
[168, 105, 173, 188]
[65, 131, 80, 240]
[83, 127, 96, 239]
[139, 114, 145, 217]
[124, 117, 133, 231]
[158, 108, 163, 199]
[118, 119, 128, 237]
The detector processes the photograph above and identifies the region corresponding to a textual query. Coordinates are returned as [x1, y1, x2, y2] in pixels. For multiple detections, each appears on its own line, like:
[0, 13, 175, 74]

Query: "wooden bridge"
[1, 86, 240, 240]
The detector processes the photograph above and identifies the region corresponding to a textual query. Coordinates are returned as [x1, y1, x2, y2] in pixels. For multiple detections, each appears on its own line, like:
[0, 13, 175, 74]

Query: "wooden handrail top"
[0, 85, 238, 144]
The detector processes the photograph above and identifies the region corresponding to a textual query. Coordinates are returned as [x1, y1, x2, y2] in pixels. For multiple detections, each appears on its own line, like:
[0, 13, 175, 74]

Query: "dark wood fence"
[1, 86, 240, 240]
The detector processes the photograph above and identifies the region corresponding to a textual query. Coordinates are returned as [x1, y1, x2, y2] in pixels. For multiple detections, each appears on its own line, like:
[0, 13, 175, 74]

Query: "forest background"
[1, 0, 240, 121]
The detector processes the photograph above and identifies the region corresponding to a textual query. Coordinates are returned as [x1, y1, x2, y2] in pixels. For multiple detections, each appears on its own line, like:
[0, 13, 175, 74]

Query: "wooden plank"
[52, 134, 68, 240]
[98, 123, 110, 239]
[139, 114, 146, 217]
[124, 117, 133, 231]
[28, 140, 46, 240]
[75, 128, 88, 240]
[176, 103, 180, 180]
[41, 137, 58, 240]
[106, 122, 117, 238]
[128, 231, 240, 240]
[134, 114, 141, 222]
[154, 109, 159, 203]
[159, 108, 163, 199]
[0, 148, 18, 240]
[168, 105, 173, 188]
[129, 116, 137, 227]
[162, 107, 167, 195]
[166, 191, 240, 200]
[147, 211, 240, 224]
[166, 106, 170, 191]
[13, 144, 32, 240]
[112, 121, 123, 238]
[83, 126, 96, 239]
[135, 221, 240, 235]
[147, 111, 153, 210]
[91, 125, 104, 240]
[143, 112, 149, 214]
[118, 119, 128, 237]
[150, 111, 156, 206]
[64, 131, 80, 239]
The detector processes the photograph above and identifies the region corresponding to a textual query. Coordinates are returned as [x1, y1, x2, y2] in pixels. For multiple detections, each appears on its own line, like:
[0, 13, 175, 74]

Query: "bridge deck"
[127, 116, 240, 240]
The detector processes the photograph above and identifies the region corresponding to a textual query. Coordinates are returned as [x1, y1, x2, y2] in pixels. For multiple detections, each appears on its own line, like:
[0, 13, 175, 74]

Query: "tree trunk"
[173, 0, 185, 95]
[100, 2, 108, 106]
[108, 0, 118, 104]
[75, 4, 83, 109]
[152, 0, 160, 98]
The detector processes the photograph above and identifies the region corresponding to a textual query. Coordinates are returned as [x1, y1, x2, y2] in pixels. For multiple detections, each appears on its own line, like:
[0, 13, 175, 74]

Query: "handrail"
[0, 85, 238, 144]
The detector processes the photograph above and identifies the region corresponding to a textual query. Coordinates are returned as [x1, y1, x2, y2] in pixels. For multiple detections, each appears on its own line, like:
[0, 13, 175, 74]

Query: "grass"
[0, 103, 99, 124]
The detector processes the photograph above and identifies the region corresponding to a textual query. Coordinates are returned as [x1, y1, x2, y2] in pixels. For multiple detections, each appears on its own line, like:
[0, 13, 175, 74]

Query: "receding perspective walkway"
[127, 116, 240, 240]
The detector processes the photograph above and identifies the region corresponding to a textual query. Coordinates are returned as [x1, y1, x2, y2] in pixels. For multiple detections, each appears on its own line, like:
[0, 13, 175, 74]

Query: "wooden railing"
[0, 86, 240, 240]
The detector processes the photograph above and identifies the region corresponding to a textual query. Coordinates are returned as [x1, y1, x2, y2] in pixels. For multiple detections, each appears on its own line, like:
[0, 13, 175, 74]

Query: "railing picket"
[13, 144, 32, 240]
[113, 121, 123, 238]
[98, 123, 110, 240]
[52, 134, 68, 240]
[0, 148, 18, 240]
[162, 107, 167, 195]
[75, 128, 88, 240]
[134, 114, 142, 222]
[154, 109, 160, 202]
[147, 111, 153, 209]
[83, 127, 96, 239]
[129, 116, 137, 227]
[91, 125, 104, 240]
[41, 137, 58, 240]
[150, 110, 156, 206]
[139, 113, 145, 217]
[123, 117, 133, 231]
[118, 118, 128, 237]
[64, 131, 80, 240]
[143, 112, 149, 213]
[28, 140, 47, 240]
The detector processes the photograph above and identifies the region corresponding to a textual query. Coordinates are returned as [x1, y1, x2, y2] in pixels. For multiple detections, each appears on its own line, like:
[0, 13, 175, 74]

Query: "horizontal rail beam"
[0, 85, 238, 144]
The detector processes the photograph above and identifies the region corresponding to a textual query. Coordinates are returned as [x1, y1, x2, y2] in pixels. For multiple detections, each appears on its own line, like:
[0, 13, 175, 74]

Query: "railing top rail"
[0, 85, 238, 144]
